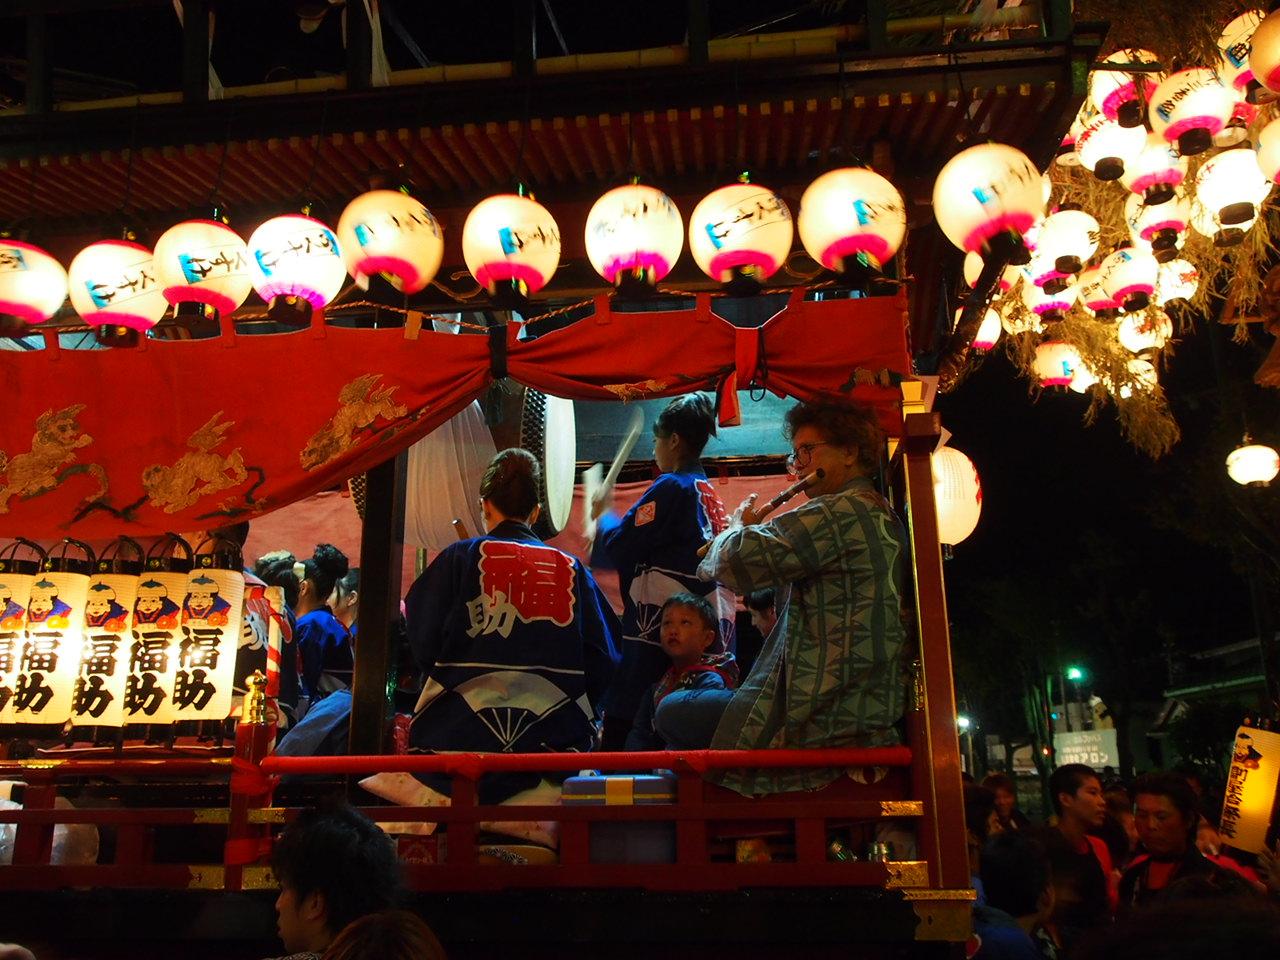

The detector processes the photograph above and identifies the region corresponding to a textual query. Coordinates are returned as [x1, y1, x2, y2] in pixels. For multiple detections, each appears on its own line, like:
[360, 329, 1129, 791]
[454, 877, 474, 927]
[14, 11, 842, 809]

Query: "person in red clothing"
[1044, 764, 1115, 951]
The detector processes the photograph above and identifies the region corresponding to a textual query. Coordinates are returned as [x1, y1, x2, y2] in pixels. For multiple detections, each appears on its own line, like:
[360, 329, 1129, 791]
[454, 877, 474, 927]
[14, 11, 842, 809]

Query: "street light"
[1066, 666, 1085, 682]
[957, 715, 975, 775]
[957, 715, 972, 731]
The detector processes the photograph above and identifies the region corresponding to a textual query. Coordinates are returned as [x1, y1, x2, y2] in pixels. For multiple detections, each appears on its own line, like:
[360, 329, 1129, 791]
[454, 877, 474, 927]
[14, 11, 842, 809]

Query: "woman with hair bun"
[293, 543, 352, 707]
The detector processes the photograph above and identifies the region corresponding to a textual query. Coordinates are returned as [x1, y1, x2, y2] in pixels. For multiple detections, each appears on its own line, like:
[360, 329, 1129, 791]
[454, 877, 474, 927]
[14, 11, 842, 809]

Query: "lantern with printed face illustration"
[462, 193, 561, 304]
[1089, 49, 1163, 126]
[1077, 114, 1147, 181]
[1117, 310, 1173, 353]
[1101, 245, 1159, 312]
[798, 167, 906, 279]
[1078, 264, 1119, 318]
[1148, 68, 1238, 156]
[1156, 259, 1199, 307]
[68, 240, 168, 346]
[0, 241, 67, 329]
[933, 143, 1042, 263]
[688, 181, 793, 287]
[1034, 341, 1081, 387]
[1124, 191, 1189, 263]
[932, 446, 982, 546]
[584, 183, 683, 292]
[337, 190, 444, 294]
[247, 214, 347, 324]
[153, 219, 253, 320]
[1119, 134, 1188, 205]
[1249, 8, 1280, 94]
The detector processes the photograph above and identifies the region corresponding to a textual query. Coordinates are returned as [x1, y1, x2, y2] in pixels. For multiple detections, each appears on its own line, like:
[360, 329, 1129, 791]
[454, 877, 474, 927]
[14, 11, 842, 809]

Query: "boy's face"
[661, 604, 715, 667]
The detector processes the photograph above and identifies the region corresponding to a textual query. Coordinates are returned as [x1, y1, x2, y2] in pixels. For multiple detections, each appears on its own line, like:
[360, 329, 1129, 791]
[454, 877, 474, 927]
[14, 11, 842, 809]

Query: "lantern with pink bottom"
[68, 240, 169, 347]
[689, 182, 793, 291]
[153, 219, 253, 322]
[247, 214, 347, 325]
[0, 241, 67, 333]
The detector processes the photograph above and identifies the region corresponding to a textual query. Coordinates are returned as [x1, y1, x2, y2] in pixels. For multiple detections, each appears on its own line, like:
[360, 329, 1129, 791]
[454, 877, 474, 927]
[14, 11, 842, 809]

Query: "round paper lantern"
[1032, 209, 1099, 283]
[970, 307, 1002, 351]
[1124, 191, 1189, 262]
[1118, 358, 1158, 399]
[584, 183, 683, 288]
[0, 240, 67, 325]
[152, 219, 252, 316]
[932, 143, 1042, 260]
[336, 189, 444, 294]
[932, 446, 982, 546]
[1000, 300, 1043, 336]
[1148, 68, 1238, 156]
[1119, 133, 1188, 205]
[688, 182, 793, 283]
[68, 240, 168, 331]
[1021, 273, 1078, 322]
[1069, 359, 1100, 394]
[1257, 117, 1280, 182]
[1089, 49, 1163, 126]
[247, 214, 346, 309]
[462, 193, 561, 295]
[963, 251, 1020, 293]
[1101, 245, 1158, 312]
[797, 167, 905, 275]
[1215, 99, 1259, 148]
[1156, 259, 1199, 306]
[1076, 113, 1147, 180]
[1227, 442, 1280, 485]
[1220, 10, 1266, 96]
[1078, 264, 1120, 318]
[1117, 310, 1173, 353]
[1055, 132, 1081, 168]
[1034, 341, 1080, 387]
[1249, 8, 1280, 94]
[1195, 147, 1273, 239]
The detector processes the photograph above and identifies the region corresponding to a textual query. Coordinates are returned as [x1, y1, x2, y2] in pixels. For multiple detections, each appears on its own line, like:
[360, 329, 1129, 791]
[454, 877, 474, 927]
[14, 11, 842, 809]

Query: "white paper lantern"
[1189, 196, 1257, 246]
[1257, 117, 1280, 182]
[1117, 310, 1173, 352]
[1031, 209, 1099, 282]
[1076, 114, 1147, 180]
[798, 167, 905, 274]
[1119, 133, 1188, 205]
[932, 143, 1042, 258]
[688, 182, 793, 283]
[247, 214, 346, 309]
[963, 251, 1020, 293]
[152, 219, 252, 316]
[1119, 358, 1158, 399]
[1069, 360, 1100, 394]
[1220, 10, 1266, 95]
[336, 189, 444, 294]
[1156, 259, 1199, 306]
[1101, 245, 1159, 312]
[932, 446, 982, 546]
[1078, 264, 1118, 317]
[1215, 99, 1259, 148]
[1149, 68, 1238, 156]
[461, 193, 561, 295]
[999, 300, 1044, 336]
[0, 241, 67, 325]
[68, 240, 168, 331]
[1034, 341, 1080, 387]
[970, 307, 1002, 351]
[1021, 274, 1078, 321]
[1227, 442, 1280, 485]
[584, 183, 683, 287]
[1124, 191, 1189, 262]
[1249, 8, 1280, 94]
[1195, 147, 1273, 235]
[1089, 49, 1163, 125]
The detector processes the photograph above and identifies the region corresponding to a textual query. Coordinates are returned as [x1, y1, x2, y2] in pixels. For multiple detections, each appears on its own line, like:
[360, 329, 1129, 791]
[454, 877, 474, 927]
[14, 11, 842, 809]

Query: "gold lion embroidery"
[603, 378, 669, 402]
[142, 412, 249, 514]
[0, 404, 108, 514]
[301, 374, 408, 470]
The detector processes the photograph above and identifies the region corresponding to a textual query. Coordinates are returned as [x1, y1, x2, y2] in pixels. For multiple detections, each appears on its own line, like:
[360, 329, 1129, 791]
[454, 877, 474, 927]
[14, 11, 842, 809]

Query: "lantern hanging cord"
[116, 101, 143, 223]
[206, 104, 237, 212]
[302, 91, 332, 212]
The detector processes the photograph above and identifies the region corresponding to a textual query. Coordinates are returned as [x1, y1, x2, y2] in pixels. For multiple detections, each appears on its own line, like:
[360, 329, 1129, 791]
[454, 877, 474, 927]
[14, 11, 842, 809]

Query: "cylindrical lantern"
[1149, 68, 1238, 156]
[336, 189, 444, 294]
[688, 181, 793, 284]
[1156, 259, 1199, 306]
[170, 567, 245, 721]
[1119, 358, 1158, 399]
[1076, 114, 1147, 180]
[0, 550, 42, 726]
[963, 251, 1020, 292]
[1089, 49, 1163, 126]
[1078, 264, 1120, 318]
[1031, 209, 1099, 282]
[932, 446, 982, 546]
[1124, 191, 1189, 262]
[1021, 274, 1078, 322]
[932, 143, 1042, 260]
[797, 167, 906, 275]
[1227, 441, 1280, 485]
[152, 219, 253, 317]
[0, 241, 67, 326]
[1248, 8, 1280, 94]
[1220, 10, 1266, 96]
[462, 193, 562, 296]
[67, 240, 168, 334]
[125, 558, 191, 725]
[584, 183, 683, 288]
[247, 214, 347, 311]
[1116, 310, 1173, 353]
[1196, 147, 1274, 231]
[1257, 117, 1280, 182]
[14, 550, 92, 726]
[969, 307, 1002, 351]
[73, 569, 139, 727]
[1119, 133, 1188, 205]
[1033, 341, 1080, 387]
[1101, 245, 1159, 312]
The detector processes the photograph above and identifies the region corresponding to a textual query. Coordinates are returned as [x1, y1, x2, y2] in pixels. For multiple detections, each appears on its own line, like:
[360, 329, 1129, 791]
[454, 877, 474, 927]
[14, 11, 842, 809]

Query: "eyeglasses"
[786, 442, 833, 472]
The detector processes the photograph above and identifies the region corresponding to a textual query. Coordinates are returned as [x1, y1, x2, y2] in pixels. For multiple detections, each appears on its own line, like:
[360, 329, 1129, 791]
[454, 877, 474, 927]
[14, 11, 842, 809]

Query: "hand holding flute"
[697, 469, 825, 558]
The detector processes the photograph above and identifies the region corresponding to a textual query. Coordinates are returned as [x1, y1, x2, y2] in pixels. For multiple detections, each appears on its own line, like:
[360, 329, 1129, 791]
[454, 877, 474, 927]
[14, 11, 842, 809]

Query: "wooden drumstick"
[452, 518, 470, 540]
[584, 405, 646, 543]
[696, 469, 824, 558]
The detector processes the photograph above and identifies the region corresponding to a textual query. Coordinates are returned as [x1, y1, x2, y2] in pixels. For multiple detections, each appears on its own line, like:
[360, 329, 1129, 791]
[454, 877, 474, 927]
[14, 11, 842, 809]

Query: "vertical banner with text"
[1220, 725, 1280, 855]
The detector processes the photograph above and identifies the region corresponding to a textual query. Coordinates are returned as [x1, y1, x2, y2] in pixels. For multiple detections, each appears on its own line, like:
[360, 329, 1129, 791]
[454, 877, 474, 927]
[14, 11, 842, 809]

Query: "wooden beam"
[24, 11, 51, 116]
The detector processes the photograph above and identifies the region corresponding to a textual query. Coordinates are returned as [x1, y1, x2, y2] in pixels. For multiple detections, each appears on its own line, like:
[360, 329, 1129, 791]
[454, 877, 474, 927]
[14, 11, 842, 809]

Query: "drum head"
[516, 390, 576, 539]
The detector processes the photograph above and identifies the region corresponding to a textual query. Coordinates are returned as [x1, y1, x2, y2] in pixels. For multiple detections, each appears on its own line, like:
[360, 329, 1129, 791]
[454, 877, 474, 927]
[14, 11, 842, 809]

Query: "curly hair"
[783, 401, 884, 475]
[479, 448, 540, 520]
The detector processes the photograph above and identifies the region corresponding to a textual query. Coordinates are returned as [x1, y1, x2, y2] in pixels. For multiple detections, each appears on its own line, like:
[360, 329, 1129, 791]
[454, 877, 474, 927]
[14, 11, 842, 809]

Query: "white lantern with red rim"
[932, 446, 982, 546]
[68, 240, 168, 331]
[1195, 146, 1273, 237]
[462, 193, 561, 294]
[1124, 191, 1189, 263]
[1076, 114, 1147, 181]
[1257, 117, 1280, 182]
[1031, 209, 1099, 284]
[1215, 100, 1259, 148]
[1220, 10, 1266, 96]
[1156, 259, 1199, 306]
[1248, 9, 1280, 94]
[970, 307, 1002, 351]
[1034, 341, 1080, 387]
[152, 219, 252, 316]
[1119, 133, 1188, 205]
[0, 241, 67, 325]
[1069, 360, 1100, 394]
[1189, 195, 1257, 246]
[1227, 441, 1280, 485]
[1089, 49, 1163, 126]
[797, 167, 905, 274]
[1078, 264, 1119, 317]
[1101, 245, 1159, 312]
[246, 214, 346, 309]
[932, 143, 1042, 260]
[1021, 273, 1078, 322]
[999, 299, 1043, 336]
[688, 181, 793, 284]
[1148, 68, 1238, 156]
[1117, 310, 1173, 353]
[584, 183, 683, 287]
[963, 251, 1020, 293]
[336, 189, 444, 294]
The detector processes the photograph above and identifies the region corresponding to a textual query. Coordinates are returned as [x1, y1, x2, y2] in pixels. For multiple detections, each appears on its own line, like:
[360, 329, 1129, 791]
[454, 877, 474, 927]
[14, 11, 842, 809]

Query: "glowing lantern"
[999, 298, 1043, 336]
[932, 446, 982, 546]
[1079, 264, 1120, 318]
[152, 219, 252, 318]
[1055, 132, 1080, 168]
[0, 240, 67, 326]
[247, 214, 346, 314]
[584, 183, 683, 289]
[1117, 310, 1173, 353]
[688, 181, 792, 284]
[1031, 209, 1099, 283]
[13, 548, 92, 726]
[462, 193, 562, 298]
[1022, 276, 1078, 323]
[963, 251, 1020, 293]
[932, 143, 1042, 261]
[1194, 147, 1273, 241]
[1034, 341, 1079, 387]
[1101, 246, 1158, 312]
[1227, 442, 1280, 486]
[1076, 114, 1147, 180]
[1119, 134, 1188, 206]
[1215, 100, 1258, 148]
[970, 307, 1001, 351]
[1220, 726, 1280, 853]
[1124, 191, 1189, 262]
[797, 167, 905, 276]
[336, 189, 444, 294]
[68, 240, 168, 342]
[1248, 8, 1280, 94]
[1069, 360, 1099, 394]
[1156, 259, 1199, 306]
[1220, 10, 1266, 96]
[1148, 68, 1237, 156]
[1089, 49, 1163, 126]
[1257, 117, 1280, 182]
[1119, 358, 1158, 399]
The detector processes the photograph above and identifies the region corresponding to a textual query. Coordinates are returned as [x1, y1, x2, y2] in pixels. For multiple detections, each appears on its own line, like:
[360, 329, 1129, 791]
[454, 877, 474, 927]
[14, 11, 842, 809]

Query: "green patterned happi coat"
[698, 476, 908, 796]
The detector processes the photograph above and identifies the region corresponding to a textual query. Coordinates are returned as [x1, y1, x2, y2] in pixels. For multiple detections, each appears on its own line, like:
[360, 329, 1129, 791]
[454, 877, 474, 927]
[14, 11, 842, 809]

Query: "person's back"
[321, 910, 446, 960]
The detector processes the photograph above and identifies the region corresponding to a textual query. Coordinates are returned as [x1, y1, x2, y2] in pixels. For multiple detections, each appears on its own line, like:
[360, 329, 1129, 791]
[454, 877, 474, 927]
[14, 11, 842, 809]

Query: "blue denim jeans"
[654, 687, 735, 749]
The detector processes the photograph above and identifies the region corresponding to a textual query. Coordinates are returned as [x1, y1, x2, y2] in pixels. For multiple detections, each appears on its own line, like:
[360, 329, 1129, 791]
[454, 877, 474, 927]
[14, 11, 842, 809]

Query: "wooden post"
[687, 0, 709, 66]
[24, 11, 51, 116]
[180, 0, 209, 105]
[346, 0, 373, 92]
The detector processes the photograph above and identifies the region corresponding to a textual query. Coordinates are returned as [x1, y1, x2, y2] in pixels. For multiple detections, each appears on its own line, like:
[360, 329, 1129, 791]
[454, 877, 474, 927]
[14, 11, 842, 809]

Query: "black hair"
[660, 591, 718, 633]
[210, 521, 251, 549]
[269, 802, 403, 937]
[256, 550, 300, 610]
[298, 543, 349, 603]
[744, 588, 775, 613]
[479, 448, 540, 520]
[982, 772, 1016, 796]
[337, 568, 360, 600]
[1132, 771, 1200, 843]
[784, 400, 884, 475]
[980, 833, 1051, 919]
[653, 393, 716, 457]
[1049, 762, 1100, 816]
[963, 783, 998, 843]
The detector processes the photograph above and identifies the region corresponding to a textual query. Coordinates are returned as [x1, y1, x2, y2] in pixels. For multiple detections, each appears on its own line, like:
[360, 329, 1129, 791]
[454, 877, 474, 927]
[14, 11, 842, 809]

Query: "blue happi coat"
[405, 520, 620, 802]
